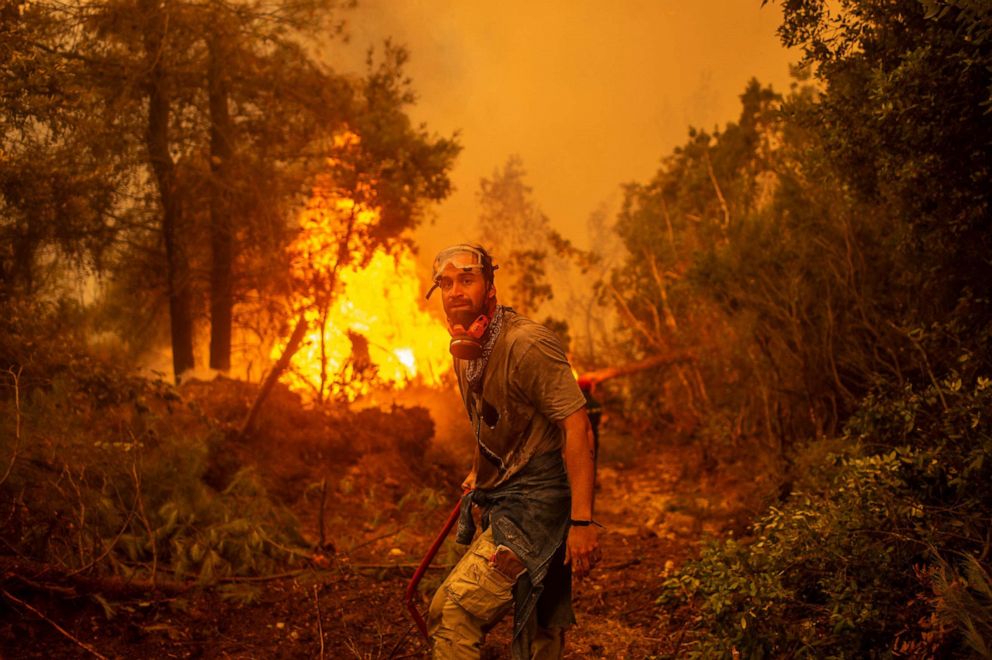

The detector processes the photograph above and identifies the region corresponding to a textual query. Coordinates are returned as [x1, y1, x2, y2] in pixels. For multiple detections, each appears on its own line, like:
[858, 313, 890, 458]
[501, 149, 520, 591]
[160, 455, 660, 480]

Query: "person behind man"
[424, 244, 600, 659]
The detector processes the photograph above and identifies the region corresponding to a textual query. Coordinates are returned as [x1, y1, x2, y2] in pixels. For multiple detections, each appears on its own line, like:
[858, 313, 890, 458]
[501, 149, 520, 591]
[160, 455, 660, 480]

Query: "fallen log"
[2, 588, 109, 659]
[1, 556, 189, 599]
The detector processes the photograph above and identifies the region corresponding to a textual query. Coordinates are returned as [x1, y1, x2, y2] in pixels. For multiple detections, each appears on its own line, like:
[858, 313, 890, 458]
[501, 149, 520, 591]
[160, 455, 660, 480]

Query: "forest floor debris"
[1, 379, 767, 659]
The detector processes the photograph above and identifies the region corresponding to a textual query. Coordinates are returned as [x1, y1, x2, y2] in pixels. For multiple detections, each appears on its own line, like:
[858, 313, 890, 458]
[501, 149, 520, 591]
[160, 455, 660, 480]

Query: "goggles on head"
[425, 244, 497, 299]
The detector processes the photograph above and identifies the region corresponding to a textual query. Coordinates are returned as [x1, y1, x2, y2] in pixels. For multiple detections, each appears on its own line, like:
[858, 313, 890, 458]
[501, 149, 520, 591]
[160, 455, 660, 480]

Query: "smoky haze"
[326, 1, 797, 265]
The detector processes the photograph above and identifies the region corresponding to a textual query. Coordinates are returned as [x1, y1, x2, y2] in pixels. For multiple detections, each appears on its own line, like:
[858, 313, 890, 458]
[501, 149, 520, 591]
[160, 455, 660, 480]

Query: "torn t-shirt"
[455, 307, 586, 489]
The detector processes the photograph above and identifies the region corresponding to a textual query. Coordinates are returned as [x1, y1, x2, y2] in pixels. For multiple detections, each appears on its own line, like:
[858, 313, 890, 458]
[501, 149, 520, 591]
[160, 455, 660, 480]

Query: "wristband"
[569, 519, 603, 528]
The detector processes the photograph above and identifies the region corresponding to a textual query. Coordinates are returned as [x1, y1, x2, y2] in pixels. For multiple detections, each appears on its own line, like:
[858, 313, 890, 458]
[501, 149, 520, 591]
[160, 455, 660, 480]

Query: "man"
[424, 243, 600, 659]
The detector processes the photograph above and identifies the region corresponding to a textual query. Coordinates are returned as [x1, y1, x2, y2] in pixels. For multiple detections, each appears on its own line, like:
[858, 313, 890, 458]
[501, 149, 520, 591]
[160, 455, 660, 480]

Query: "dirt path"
[2, 426, 748, 659]
[476, 428, 735, 659]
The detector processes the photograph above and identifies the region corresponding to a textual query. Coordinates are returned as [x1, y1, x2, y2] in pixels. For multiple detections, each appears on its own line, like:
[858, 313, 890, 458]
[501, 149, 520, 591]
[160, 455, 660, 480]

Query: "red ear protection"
[448, 314, 490, 360]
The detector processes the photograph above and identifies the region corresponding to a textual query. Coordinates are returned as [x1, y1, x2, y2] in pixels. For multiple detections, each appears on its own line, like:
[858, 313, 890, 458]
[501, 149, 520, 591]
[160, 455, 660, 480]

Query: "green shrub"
[660, 376, 992, 658]
[0, 302, 307, 584]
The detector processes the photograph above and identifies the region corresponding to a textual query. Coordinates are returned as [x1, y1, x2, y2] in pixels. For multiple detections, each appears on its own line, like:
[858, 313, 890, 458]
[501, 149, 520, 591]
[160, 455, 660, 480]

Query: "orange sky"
[329, 1, 797, 262]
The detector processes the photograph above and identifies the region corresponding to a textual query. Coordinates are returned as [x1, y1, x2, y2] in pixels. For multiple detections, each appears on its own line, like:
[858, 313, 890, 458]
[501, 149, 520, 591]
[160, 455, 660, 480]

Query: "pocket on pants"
[445, 553, 515, 622]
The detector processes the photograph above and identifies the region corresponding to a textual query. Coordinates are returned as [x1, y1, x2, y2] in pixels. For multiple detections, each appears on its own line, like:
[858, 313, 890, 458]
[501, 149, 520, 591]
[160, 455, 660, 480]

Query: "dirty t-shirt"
[455, 308, 587, 489]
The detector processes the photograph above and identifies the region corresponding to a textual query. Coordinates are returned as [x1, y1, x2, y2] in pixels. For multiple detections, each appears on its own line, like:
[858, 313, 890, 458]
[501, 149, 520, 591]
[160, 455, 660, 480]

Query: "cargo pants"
[428, 527, 565, 659]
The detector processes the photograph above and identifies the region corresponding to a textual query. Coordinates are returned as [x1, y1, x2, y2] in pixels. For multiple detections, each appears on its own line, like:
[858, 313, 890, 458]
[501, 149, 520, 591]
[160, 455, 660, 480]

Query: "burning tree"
[242, 55, 460, 431]
[275, 172, 451, 404]
[283, 176, 378, 403]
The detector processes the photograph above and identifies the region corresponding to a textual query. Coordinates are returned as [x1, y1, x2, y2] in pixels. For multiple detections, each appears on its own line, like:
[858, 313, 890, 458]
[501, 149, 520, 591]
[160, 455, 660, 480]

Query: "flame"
[274, 188, 452, 402]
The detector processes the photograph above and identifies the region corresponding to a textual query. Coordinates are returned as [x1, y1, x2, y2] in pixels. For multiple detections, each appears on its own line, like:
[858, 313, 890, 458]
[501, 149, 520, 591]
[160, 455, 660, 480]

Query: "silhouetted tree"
[477, 155, 554, 315]
[774, 0, 992, 360]
[2, 1, 458, 386]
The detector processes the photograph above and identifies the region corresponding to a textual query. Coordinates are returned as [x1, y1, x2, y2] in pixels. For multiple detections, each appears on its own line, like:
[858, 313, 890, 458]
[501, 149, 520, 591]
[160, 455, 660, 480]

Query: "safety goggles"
[425, 244, 496, 299]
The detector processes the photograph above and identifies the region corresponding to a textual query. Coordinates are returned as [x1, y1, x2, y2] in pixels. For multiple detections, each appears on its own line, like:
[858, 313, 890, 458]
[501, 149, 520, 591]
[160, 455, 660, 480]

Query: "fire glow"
[274, 189, 451, 402]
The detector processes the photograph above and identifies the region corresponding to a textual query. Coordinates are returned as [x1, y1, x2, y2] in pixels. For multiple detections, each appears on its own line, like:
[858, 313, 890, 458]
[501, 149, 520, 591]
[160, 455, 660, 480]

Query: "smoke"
[323, 1, 796, 265]
[279, 3, 801, 453]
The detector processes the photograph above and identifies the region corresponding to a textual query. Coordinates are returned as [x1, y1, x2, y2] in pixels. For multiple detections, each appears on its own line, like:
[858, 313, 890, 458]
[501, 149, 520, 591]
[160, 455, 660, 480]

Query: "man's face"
[437, 258, 492, 326]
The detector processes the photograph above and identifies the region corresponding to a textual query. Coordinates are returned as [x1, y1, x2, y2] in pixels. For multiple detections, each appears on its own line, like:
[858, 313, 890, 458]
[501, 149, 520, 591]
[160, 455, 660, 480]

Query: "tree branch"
[2, 589, 109, 659]
[608, 284, 666, 352]
[0, 367, 23, 487]
[578, 352, 695, 386]
[313, 584, 325, 660]
[703, 148, 730, 232]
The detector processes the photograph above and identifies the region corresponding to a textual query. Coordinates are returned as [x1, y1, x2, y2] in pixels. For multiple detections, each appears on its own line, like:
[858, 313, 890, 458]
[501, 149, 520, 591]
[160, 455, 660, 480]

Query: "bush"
[660, 376, 992, 658]
[0, 301, 307, 585]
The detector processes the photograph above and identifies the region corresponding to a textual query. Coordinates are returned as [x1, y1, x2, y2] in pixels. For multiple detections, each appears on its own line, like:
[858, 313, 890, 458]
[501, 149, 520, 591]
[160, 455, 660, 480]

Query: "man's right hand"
[565, 524, 600, 578]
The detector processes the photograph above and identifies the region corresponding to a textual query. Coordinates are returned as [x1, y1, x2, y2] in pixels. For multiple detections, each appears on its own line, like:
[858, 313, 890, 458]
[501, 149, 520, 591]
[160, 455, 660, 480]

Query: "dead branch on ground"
[345, 524, 410, 555]
[2, 589, 108, 659]
[350, 562, 452, 571]
[1, 556, 188, 599]
[313, 584, 325, 660]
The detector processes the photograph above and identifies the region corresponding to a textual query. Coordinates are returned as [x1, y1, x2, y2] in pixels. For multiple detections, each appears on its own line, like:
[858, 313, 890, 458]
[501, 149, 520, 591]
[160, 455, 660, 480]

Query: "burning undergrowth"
[185, 377, 453, 509]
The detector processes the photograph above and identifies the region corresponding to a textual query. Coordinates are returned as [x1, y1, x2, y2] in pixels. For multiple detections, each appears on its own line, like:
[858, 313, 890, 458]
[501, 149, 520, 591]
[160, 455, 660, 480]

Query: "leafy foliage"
[775, 0, 992, 330]
[475, 155, 604, 354]
[661, 377, 992, 657]
[609, 78, 898, 450]
[0, 301, 307, 583]
[1, 1, 459, 381]
[625, 1, 992, 655]
[0, 0, 132, 295]
[611, 0, 992, 459]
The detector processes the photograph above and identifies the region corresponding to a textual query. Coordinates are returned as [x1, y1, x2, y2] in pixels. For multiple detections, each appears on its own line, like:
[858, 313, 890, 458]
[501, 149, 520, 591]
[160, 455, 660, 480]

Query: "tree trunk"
[208, 31, 234, 372]
[141, 0, 194, 383]
[240, 314, 309, 437]
[240, 221, 351, 437]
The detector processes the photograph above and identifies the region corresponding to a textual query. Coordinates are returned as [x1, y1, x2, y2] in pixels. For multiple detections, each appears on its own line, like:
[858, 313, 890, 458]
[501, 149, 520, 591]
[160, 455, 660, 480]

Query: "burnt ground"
[0, 386, 768, 660]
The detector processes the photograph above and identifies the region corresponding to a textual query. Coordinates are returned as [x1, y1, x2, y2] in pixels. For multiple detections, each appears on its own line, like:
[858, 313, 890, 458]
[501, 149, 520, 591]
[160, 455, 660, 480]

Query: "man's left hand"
[564, 525, 601, 578]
